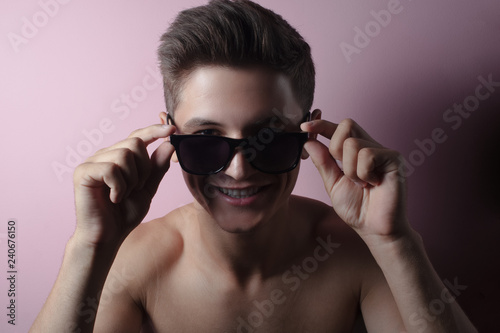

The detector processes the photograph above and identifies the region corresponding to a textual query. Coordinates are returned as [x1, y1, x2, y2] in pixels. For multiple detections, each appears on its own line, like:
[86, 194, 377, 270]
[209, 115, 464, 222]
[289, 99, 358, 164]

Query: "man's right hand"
[72, 124, 176, 247]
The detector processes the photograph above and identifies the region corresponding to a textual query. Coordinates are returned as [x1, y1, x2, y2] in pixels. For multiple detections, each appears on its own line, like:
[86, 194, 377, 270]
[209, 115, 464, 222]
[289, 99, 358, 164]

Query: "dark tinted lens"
[252, 133, 304, 173]
[178, 136, 231, 174]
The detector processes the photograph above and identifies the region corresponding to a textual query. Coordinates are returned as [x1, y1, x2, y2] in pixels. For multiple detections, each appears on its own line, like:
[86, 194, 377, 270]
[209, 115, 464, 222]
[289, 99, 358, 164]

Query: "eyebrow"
[182, 117, 223, 130]
[180, 113, 303, 131]
[254, 116, 280, 126]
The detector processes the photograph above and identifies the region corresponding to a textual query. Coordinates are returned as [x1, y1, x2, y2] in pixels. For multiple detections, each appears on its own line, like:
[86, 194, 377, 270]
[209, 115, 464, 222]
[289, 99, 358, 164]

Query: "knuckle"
[357, 152, 374, 179]
[84, 153, 98, 163]
[90, 150, 102, 158]
[343, 137, 359, 151]
[329, 142, 342, 158]
[93, 146, 109, 155]
[103, 161, 120, 176]
[339, 118, 356, 130]
[340, 118, 364, 138]
[128, 128, 141, 138]
[343, 164, 358, 180]
[358, 147, 374, 160]
[73, 163, 88, 182]
[128, 127, 152, 141]
[126, 136, 144, 149]
[391, 150, 405, 169]
[115, 148, 134, 163]
[357, 168, 369, 181]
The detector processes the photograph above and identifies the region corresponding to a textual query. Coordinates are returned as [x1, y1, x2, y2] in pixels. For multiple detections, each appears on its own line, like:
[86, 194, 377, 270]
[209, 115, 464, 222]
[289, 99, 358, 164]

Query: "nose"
[223, 148, 256, 180]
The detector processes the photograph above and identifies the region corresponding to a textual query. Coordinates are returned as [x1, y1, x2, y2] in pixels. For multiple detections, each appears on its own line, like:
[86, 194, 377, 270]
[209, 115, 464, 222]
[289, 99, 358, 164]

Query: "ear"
[301, 109, 322, 159]
[159, 112, 167, 125]
[159, 112, 178, 162]
[171, 151, 179, 163]
[301, 149, 309, 160]
[309, 109, 322, 141]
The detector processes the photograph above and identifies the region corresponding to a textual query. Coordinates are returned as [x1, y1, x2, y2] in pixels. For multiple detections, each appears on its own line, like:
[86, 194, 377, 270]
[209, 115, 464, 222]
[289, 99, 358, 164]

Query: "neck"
[189, 199, 306, 285]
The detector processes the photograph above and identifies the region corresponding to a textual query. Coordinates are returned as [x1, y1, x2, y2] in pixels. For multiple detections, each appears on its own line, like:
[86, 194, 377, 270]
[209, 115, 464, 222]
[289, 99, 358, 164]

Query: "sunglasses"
[168, 113, 310, 175]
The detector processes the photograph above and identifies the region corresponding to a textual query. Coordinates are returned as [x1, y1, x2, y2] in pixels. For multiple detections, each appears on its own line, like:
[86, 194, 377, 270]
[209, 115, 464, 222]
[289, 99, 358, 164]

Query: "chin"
[218, 224, 258, 234]
[212, 211, 269, 234]
[182, 166, 300, 234]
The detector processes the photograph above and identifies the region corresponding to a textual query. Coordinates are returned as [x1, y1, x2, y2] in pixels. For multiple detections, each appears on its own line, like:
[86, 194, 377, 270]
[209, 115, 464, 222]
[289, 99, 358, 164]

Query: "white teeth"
[218, 187, 259, 198]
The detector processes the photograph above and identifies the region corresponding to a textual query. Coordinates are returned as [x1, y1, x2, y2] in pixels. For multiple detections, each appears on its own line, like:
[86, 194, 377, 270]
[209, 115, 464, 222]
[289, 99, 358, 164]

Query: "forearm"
[30, 235, 120, 333]
[364, 228, 477, 333]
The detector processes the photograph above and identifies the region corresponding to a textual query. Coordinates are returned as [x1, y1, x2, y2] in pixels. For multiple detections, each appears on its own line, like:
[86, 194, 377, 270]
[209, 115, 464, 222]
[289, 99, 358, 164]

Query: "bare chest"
[141, 267, 359, 333]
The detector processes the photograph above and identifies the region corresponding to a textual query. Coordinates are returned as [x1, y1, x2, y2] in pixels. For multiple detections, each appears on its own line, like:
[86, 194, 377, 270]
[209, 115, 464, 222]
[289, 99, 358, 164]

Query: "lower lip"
[213, 187, 267, 206]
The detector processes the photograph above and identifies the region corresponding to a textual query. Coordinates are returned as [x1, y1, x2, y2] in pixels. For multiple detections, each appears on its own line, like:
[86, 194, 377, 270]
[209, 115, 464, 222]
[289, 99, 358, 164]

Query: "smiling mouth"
[217, 187, 261, 199]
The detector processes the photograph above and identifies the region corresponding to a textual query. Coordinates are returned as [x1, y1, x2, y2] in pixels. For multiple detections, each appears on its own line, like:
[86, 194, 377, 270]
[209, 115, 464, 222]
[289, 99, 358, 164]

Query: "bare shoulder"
[290, 195, 380, 275]
[107, 205, 190, 295]
[290, 195, 365, 244]
[119, 208, 185, 256]
[288, 195, 384, 321]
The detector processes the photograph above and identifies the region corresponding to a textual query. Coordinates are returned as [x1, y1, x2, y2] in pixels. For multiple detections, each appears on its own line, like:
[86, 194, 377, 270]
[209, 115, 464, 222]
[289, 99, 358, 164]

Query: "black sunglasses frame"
[170, 131, 308, 175]
[167, 112, 311, 175]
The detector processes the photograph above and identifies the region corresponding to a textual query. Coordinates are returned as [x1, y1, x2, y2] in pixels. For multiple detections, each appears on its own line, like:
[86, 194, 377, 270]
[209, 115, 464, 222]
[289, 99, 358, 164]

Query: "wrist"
[72, 220, 128, 250]
[361, 225, 423, 257]
[67, 232, 122, 264]
[361, 227, 431, 287]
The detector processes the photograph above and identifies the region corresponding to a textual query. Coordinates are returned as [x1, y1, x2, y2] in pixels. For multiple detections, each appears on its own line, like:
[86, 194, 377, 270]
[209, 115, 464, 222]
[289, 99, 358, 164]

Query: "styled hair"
[157, 0, 315, 114]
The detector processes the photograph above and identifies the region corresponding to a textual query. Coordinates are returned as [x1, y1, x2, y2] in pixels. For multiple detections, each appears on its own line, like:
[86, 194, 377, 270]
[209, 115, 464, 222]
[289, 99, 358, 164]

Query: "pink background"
[1, 0, 499, 331]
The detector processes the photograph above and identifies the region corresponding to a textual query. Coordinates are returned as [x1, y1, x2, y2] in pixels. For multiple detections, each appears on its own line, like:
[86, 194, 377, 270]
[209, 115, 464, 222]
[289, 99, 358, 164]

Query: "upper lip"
[211, 185, 267, 189]
[216, 186, 262, 198]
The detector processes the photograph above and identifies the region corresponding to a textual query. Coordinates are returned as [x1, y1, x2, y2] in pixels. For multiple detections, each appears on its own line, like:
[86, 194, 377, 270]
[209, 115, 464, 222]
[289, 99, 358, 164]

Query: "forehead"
[174, 66, 303, 128]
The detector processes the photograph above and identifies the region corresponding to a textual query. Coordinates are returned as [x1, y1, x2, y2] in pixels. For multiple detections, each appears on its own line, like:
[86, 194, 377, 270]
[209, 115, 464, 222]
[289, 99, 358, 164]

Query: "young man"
[31, 0, 476, 332]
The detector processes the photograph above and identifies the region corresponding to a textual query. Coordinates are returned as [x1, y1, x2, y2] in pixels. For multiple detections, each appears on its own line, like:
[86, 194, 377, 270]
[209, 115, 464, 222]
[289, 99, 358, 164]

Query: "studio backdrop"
[1, 0, 499, 331]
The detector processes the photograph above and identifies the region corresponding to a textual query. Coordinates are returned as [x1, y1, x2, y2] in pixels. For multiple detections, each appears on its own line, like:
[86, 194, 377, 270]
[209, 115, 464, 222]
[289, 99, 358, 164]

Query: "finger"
[305, 109, 322, 141]
[117, 137, 151, 192]
[105, 148, 140, 199]
[301, 109, 321, 160]
[303, 139, 343, 194]
[89, 138, 150, 193]
[128, 124, 176, 146]
[301, 119, 380, 150]
[331, 119, 382, 161]
[92, 124, 175, 157]
[357, 147, 401, 186]
[75, 162, 127, 204]
[129, 124, 175, 188]
[93, 125, 176, 191]
[301, 119, 338, 141]
[342, 137, 381, 187]
[142, 140, 176, 199]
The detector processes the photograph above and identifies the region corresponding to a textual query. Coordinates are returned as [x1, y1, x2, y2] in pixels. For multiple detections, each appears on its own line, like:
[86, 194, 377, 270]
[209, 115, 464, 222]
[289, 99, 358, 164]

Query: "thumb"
[143, 140, 175, 198]
[304, 139, 343, 193]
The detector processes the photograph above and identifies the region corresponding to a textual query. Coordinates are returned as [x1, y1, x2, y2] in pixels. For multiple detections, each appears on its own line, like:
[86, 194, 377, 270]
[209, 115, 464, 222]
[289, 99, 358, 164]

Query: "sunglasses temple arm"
[166, 113, 176, 126]
[302, 111, 311, 123]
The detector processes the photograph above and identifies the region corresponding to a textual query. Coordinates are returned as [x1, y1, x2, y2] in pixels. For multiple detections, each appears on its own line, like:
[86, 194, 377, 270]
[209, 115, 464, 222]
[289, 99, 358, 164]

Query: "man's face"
[172, 66, 305, 233]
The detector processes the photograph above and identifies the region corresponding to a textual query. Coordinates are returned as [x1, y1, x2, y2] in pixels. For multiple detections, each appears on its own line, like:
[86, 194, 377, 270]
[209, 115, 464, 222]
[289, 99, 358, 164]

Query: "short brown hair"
[157, 0, 315, 114]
